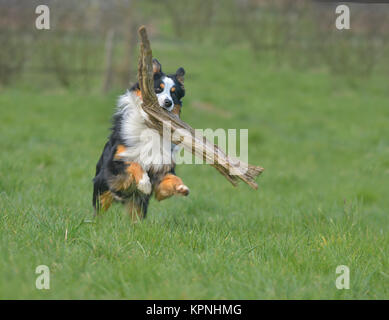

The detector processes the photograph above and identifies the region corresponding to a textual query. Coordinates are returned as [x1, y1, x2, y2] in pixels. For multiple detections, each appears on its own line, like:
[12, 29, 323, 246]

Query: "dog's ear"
[152, 58, 162, 74]
[175, 67, 185, 85]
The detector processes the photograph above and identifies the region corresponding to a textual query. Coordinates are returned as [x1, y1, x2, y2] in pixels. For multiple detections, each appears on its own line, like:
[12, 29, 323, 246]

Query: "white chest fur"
[116, 92, 177, 172]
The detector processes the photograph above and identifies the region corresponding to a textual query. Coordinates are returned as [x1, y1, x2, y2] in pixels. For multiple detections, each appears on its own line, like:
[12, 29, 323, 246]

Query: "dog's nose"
[164, 99, 172, 108]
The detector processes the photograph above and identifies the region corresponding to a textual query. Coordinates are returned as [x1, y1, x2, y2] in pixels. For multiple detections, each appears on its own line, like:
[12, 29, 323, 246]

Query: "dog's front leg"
[125, 162, 152, 195]
[109, 161, 151, 195]
[112, 144, 152, 195]
[155, 174, 189, 201]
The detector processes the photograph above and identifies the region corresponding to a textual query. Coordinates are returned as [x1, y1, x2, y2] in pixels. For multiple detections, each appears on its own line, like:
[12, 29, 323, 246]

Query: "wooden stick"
[137, 26, 264, 189]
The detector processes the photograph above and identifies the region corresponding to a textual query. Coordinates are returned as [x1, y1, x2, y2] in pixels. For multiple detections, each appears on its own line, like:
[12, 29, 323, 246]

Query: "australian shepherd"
[92, 59, 189, 221]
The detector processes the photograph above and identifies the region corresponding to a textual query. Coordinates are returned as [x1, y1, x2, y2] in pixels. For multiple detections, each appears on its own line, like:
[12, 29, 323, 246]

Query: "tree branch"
[137, 26, 264, 189]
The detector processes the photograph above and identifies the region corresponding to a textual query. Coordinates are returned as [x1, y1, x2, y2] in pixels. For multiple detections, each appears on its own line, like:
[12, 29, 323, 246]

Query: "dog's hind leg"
[125, 196, 148, 223]
[93, 175, 113, 216]
[93, 188, 114, 216]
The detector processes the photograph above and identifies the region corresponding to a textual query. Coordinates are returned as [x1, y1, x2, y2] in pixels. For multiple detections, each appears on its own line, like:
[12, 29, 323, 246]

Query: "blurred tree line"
[0, 0, 388, 91]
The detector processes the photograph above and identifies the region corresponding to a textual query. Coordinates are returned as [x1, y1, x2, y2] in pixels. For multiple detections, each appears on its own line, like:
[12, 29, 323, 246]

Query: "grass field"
[0, 41, 388, 299]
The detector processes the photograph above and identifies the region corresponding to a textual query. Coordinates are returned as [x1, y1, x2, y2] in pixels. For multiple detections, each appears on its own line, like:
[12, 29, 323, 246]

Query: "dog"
[93, 59, 189, 221]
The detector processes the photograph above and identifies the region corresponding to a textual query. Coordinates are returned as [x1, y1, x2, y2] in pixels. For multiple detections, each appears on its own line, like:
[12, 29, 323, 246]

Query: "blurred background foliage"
[0, 0, 388, 92]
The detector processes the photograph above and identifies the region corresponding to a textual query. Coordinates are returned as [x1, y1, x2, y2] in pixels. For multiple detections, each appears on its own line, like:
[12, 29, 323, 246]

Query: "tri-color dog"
[93, 59, 189, 221]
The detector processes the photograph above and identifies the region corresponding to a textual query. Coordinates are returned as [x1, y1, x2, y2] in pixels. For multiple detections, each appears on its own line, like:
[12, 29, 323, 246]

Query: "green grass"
[0, 42, 388, 299]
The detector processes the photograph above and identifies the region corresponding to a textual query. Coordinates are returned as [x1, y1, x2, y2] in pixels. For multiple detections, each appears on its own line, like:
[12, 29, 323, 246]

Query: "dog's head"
[152, 59, 186, 116]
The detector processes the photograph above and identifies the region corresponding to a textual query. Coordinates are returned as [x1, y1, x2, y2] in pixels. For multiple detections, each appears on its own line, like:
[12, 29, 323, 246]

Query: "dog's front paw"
[175, 184, 190, 196]
[137, 172, 152, 195]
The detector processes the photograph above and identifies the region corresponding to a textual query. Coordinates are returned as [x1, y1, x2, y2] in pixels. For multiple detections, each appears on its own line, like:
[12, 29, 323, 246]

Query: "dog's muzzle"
[163, 99, 172, 109]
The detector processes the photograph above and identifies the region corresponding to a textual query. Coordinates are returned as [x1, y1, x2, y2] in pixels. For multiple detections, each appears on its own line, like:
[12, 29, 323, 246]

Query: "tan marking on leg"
[126, 162, 144, 185]
[155, 174, 189, 201]
[114, 144, 126, 159]
[109, 162, 150, 194]
[99, 191, 113, 211]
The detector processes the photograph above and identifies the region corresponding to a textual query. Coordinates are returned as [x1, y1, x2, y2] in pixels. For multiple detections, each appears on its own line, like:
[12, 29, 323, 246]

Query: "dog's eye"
[155, 87, 163, 94]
